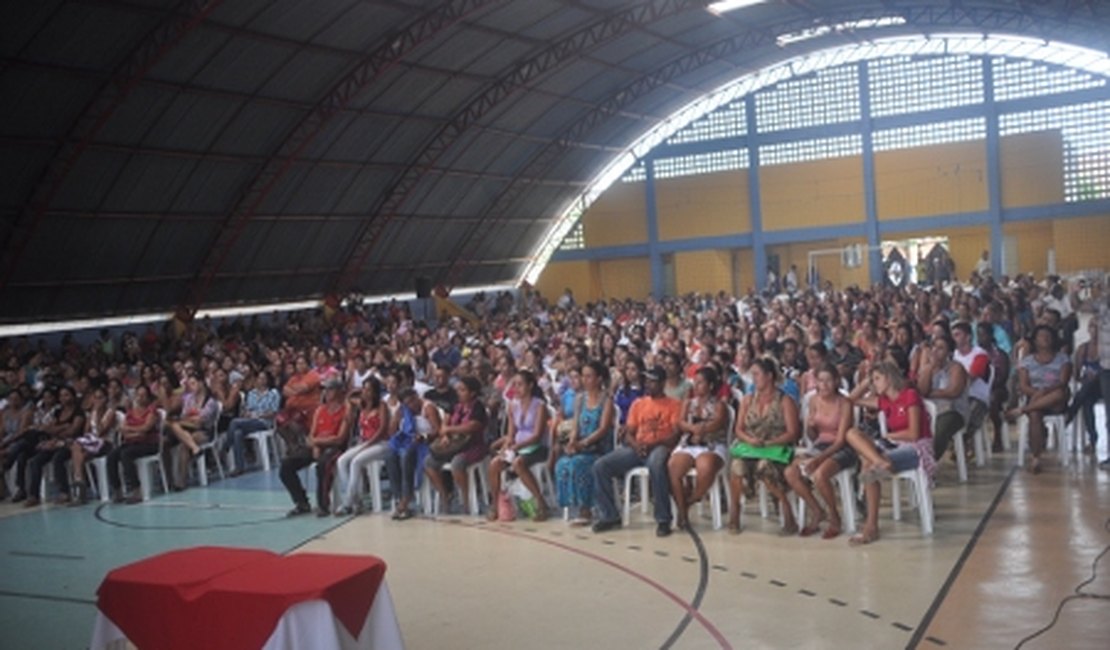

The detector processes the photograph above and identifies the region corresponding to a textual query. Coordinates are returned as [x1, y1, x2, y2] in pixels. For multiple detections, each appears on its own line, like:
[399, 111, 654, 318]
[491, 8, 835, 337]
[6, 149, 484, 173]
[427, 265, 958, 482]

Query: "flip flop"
[799, 525, 820, 537]
[569, 518, 592, 527]
[848, 531, 879, 546]
[394, 510, 413, 521]
[822, 525, 841, 540]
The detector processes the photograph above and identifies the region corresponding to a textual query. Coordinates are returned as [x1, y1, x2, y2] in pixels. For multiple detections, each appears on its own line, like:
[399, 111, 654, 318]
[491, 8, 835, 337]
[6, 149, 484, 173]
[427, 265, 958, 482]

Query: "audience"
[1, 270, 1105, 548]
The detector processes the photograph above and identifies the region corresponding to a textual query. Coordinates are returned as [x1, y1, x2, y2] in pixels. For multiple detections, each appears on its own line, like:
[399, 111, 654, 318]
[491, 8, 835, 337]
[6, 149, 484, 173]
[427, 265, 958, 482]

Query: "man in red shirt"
[592, 366, 682, 537]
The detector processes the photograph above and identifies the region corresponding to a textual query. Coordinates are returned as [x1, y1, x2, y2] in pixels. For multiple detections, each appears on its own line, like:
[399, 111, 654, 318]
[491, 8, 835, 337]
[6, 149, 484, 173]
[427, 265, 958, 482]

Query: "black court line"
[9, 550, 85, 561]
[282, 514, 359, 555]
[0, 589, 96, 606]
[93, 503, 289, 530]
[905, 465, 1017, 650]
[660, 525, 712, 650]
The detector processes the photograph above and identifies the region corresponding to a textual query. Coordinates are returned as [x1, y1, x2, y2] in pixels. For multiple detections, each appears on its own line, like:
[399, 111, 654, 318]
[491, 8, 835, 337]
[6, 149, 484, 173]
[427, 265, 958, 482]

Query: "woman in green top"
[727, 357, 800, 534]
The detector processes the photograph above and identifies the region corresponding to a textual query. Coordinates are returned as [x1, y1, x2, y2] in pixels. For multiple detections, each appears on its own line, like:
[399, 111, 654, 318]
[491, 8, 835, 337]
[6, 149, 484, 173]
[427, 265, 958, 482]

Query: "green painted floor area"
[0, 475, 353, 649]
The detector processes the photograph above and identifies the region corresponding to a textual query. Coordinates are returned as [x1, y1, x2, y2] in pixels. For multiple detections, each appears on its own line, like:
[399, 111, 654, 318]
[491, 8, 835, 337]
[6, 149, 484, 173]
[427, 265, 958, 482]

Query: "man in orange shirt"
[592, 366, 682, 537]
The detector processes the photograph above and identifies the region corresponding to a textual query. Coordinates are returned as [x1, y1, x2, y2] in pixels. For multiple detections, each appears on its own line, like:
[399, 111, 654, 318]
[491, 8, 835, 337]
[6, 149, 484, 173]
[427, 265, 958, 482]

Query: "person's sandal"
[848, 530, 879, 546]
[532, 506, 549, 522]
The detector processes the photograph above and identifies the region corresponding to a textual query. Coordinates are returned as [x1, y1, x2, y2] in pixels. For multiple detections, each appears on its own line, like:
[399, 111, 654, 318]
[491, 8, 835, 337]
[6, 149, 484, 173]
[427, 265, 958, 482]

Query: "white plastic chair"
[192, 402, 224, 486]
[877, 405, 935, 536]
[362, 459, 385, 512]
[135, 410, 169, 501]
[245, 427, 278, 472]
[1014, 401, 1070, 467]
[422, 458, 490, 515]
[86, 412, 124, 502]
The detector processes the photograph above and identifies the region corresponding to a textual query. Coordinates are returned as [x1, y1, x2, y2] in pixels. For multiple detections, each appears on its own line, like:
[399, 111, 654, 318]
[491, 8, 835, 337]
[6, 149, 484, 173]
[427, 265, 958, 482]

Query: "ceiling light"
[707, 0, 766, 16]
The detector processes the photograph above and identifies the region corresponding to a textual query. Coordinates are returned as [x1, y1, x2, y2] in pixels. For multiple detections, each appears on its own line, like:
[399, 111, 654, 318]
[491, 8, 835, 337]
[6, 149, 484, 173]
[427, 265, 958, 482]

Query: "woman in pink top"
[784, 364, 856, 539]
[846, 361, 934, 546]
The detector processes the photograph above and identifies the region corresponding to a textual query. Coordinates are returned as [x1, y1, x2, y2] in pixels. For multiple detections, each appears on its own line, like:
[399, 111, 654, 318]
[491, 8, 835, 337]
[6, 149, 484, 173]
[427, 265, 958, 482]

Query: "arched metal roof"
[2, 0, 1108, 323]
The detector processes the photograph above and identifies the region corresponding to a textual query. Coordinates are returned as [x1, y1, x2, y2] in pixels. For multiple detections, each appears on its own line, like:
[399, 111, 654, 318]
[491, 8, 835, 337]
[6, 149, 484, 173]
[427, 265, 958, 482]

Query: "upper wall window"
[760, 135, 862, 166]
[992, 58, 1106, 102]
[754, 65, 861, 133]
[1000, 101, 1110, 202]
[667, 101, 746, 145]
[869, 56, 984, 117]
[873, 118, 987, 152]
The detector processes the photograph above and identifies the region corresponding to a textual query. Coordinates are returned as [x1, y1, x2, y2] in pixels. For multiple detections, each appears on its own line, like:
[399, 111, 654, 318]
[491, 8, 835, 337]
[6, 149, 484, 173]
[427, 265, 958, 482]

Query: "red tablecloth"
[96, 547, 386, 650]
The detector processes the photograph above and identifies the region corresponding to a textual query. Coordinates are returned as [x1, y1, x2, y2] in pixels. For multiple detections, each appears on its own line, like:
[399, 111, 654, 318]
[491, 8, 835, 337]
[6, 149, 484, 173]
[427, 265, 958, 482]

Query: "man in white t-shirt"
[952, 321, 990, 445]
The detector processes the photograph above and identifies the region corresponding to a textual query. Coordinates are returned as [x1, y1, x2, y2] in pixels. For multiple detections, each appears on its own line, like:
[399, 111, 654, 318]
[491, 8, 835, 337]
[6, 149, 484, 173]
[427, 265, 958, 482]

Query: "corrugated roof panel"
[297, 111, 358, 160]
[310, 2, 410, 52]
[453, 37, 535, 77]
[146, 27, 231, 84]
[514, 5, 597, 40]
[169, 160, 258, 213]
[128, 220, 221, 276]
[376, 74, 485, 116]
[19, 3, 155, 70]
[407, 175, 506, 218]
[208, 0, 274, 28]
[476, 0, 561, 34]
[0, 144, 53, 209]
[252, 162, 313, 214]
[98, 86, 179, 146]
[246, 0, 355, 43]
[471, 139, 545, 178]
[476, 91, 562, 134]
[257, 49, 352, 104]
[279, 166, 360, 215]
[438, 131, 520, 173]
[98, 155, 200, 213]
[331, 168, 396, 214]
[43, 285, 127, 320]
[141, 93, 244, 151]
[210, 102, 305, 156]
[0, 0, 64, 56]
[362, 120, 442, 165]
[27, 215, 159, 282]
[190, 37, 296, 94]
[319, 114, 404, 161]
[48, 150, 129, 210]
[410, 26, 504, 74]
[0, 68, 101, 138]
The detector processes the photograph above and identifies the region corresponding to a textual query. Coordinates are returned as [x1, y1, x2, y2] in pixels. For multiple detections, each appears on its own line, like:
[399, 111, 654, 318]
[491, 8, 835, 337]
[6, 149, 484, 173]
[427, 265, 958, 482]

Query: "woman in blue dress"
[555, 361, 614, 526]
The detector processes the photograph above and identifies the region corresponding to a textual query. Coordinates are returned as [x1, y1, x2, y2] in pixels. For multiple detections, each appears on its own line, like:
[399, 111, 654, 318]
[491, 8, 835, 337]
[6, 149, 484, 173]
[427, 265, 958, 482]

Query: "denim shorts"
[885, 444, 920, 473]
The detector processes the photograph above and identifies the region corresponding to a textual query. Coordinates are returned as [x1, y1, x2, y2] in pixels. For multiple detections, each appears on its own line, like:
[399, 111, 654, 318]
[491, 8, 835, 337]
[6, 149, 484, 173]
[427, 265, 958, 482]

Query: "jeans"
[385, 445, 421, 502]
[591, 445, 672, 524]
[222, 418, 271, 471]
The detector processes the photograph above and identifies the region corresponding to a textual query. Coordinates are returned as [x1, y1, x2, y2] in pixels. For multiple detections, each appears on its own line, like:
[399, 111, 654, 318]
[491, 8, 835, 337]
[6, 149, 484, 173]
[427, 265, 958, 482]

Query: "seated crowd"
[0, 270, 1106, 547]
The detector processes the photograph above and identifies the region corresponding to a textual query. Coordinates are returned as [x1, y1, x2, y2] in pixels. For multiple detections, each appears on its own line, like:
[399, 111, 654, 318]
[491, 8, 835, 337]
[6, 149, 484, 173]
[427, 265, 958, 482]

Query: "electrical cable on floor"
[1013, 517, 1110, 649]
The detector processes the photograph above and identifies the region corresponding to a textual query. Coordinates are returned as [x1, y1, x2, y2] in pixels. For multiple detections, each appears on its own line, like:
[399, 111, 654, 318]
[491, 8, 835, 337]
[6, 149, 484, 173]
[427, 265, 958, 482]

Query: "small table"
[91, 546, 403, 650]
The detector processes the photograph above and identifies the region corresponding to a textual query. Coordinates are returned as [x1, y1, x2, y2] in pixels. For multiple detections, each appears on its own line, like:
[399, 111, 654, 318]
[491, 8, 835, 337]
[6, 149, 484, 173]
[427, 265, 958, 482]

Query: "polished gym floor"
[0, 433, 1106, 649]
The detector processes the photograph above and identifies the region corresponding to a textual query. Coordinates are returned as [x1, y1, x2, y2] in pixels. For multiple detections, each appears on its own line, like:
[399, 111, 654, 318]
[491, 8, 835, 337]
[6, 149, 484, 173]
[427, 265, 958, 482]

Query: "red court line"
[464, 522, 733, 649]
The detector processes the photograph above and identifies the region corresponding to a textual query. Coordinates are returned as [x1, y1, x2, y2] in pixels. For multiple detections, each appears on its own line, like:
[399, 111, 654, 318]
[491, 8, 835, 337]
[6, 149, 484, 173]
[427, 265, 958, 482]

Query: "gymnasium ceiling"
[2, 0, 1108, 323]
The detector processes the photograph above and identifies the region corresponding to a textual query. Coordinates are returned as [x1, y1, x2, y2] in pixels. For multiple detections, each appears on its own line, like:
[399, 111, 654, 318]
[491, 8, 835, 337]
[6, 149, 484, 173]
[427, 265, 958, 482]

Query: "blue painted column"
[983, 59, 1005, 278]
[745, 95, 767, 292]
[645, 158, 664, 298]
[859, 62, 883, 285]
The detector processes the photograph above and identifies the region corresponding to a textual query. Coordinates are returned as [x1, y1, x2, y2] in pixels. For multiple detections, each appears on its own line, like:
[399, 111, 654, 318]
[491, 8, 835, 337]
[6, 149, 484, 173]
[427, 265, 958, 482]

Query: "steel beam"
[175, 0, 502, 315]
[332, 0, 702, 294]
[460, 3, 1109, 290]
